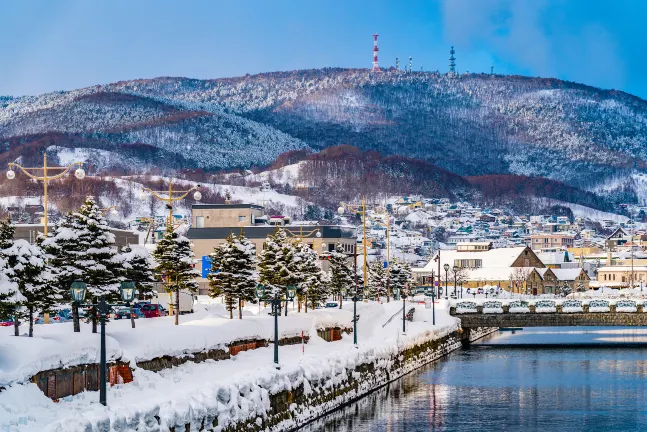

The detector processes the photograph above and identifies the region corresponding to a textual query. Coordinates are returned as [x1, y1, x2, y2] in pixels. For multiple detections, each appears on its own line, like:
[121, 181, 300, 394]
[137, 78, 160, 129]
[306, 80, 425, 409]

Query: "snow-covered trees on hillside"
[208, 233, 258, 319]
[153, 225, 199, 325]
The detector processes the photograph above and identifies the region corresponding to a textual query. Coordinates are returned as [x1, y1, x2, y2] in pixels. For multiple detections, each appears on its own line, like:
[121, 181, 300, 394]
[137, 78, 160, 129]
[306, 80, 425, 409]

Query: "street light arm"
[7, 161, 82, 181]
[142, 186, 199, 203]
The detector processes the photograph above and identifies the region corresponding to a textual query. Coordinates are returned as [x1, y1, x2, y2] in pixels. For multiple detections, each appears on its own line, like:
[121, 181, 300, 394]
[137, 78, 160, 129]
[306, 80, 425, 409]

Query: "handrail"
[382, 307, 404, 328]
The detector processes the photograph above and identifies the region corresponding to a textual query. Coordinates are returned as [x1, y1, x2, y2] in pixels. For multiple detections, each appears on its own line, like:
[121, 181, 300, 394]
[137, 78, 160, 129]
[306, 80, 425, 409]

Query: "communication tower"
[372, 34, 380, 72]
[449, 46, 456, 74]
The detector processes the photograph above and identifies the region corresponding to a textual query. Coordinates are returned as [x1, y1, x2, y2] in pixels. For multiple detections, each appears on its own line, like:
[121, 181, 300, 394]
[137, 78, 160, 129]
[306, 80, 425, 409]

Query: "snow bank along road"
[0, 299, 493, 431]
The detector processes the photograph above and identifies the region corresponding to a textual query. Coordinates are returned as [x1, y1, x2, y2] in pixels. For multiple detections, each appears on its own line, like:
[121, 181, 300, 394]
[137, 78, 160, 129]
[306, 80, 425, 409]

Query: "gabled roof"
[606, 226, 629, 240]
[424, 246, 538, 272]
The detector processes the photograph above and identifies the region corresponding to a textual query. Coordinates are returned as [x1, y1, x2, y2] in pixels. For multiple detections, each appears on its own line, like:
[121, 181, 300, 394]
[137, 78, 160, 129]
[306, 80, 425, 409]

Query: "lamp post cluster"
[392, 285, 408, 334]
[255, 284, 296, 368]
[69, 279, 137, 407]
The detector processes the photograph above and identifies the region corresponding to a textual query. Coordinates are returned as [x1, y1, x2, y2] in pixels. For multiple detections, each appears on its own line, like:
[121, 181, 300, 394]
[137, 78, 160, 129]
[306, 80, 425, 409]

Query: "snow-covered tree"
[43, 197, 124, 332]
[153, 224, 199, 325]
[119, 245, 156, 299]
[293, 241, 325, 312]
[367, 260, 387, 301]
[559, 282, 572, 298]
[389, 259, 412, 298]
[208, 233, 258, 319]
[259, 229, 298, 314]
[328, 243, 353, 309]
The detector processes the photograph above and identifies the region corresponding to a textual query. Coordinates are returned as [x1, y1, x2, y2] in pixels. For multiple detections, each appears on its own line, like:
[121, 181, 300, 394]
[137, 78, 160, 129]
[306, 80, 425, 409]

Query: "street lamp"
[70, 280, 137, 406]
[141, 179, 202, 229]
[7, 153, 84, 236]
[452, 265, 459, 298]
[443, 263, 450, 300]
[255, 283, 296, 368]
[424, 285, 436, 325]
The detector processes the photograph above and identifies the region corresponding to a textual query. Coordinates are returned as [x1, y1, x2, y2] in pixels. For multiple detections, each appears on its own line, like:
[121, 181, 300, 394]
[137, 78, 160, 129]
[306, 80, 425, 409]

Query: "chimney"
[606, 251, 612, 266]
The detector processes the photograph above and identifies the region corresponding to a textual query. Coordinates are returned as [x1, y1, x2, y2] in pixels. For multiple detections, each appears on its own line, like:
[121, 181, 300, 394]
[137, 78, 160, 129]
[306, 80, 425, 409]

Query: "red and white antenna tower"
[372, 34, 380, 72]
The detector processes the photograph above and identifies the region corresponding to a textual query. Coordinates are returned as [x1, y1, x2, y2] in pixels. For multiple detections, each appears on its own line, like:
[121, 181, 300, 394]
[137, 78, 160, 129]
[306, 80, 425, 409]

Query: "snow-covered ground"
[0, 298, 457, 431]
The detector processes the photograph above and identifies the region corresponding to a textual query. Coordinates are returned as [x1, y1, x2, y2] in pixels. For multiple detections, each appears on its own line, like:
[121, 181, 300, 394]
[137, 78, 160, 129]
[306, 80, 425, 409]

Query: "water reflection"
[302, 328, 647, 432]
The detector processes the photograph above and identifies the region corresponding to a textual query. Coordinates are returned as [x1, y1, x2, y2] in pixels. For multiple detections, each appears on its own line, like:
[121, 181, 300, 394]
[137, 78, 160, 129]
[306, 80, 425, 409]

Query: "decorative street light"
[7, 153, 84, 236]
[70, 280, 137, 406]
[141, 179, 202, 229]
[101, 206, 119, 217]
[443, 263, 450, 300]
[255, 283, 296, 368]
[424, 285, 436, 325]
[452, 265, 459, 298]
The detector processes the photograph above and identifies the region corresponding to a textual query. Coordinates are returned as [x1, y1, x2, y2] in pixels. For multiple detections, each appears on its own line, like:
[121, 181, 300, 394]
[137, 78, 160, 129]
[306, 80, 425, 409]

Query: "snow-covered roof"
[423, 246, 529, 272]
[552, 268, 586, 281]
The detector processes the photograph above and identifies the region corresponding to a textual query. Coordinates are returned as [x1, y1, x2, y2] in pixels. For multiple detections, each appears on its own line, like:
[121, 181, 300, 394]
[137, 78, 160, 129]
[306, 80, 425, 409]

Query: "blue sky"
[2, 0, 645, 98]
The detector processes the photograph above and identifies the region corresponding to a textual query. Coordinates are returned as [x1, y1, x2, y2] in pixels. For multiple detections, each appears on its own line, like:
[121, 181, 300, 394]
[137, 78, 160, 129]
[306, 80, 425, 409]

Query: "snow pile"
[562, 300, 583, 313]
[455, 301, 477, 314]
[615, 300, 638, 313]
[588, 300, 610, 313]
[534, 300, 556, 313]
[482, 301, 503, 314]
[508, 301, 530, 313]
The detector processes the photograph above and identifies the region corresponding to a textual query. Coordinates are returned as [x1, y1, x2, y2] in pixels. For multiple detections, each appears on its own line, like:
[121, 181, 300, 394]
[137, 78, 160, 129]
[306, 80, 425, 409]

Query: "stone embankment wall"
[169, 327, 496, 432]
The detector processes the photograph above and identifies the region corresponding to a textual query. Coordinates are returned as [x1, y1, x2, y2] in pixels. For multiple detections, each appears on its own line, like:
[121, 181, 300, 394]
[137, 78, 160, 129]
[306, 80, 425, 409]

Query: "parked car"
[141, 304, 168, 318]
[325, 302, 339, 308]
[114, 308, 145, 320]
[0, 319, 15, 327]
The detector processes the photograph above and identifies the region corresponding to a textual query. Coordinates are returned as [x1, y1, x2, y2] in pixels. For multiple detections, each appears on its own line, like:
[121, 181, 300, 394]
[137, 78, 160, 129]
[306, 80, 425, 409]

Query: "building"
[597, 266, 647, 288]
[529, 233, 574, 251]
[187, 204, 357, 289]
[14, 224, 139, 247]
[419, 242, 545, 290]
[533, 268, 591, 295]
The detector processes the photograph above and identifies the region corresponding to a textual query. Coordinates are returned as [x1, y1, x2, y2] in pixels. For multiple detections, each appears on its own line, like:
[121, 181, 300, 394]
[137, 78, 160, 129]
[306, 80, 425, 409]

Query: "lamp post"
[452, 265, 459, 298]
[338, 198, 370, 297]
[7, 153, 85, 236]
[101, 206, 119, 217]
[443, 263, 450, 300]
[69, 280, 137, 406]
[255, 283, 296, 368]
[425, 286, 436, 325]
[393, 285, 408, 333]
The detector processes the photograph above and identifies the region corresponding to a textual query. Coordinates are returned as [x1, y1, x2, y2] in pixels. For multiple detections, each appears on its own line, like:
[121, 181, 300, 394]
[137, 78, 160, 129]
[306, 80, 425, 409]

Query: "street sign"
[201, 256, 212, 278]
[434, 281, 439, 286]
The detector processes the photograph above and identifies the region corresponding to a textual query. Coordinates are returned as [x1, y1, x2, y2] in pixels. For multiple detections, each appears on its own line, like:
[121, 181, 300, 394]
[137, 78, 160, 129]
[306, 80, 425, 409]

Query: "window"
[328, 244, 335, 252]
[195, 216, 204, 228]
[238, 215, 247, 222]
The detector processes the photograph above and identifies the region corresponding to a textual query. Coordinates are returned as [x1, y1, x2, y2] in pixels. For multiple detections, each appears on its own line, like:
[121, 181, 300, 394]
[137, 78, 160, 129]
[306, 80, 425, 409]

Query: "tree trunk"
[29, 306, 34, 337]
[305, 295, 308, 313]
[339, 294, 342, 309]
[175, 287, 180, 326]
[92, 301, 98, 334]
[238, 298, 242, 319]
[13, 306, 19, 336]
[72, 302, 80, 333]
[130, 304, 136, 329]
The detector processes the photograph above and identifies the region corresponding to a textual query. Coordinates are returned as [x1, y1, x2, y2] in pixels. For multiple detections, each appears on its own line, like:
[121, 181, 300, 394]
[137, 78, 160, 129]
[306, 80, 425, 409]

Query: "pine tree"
[258, 228, 286, 299]
[293, 241, 325, 312]
[119, 245, 156, 299]
[367, 260, 387, 301]
[153, 224, 199, 325]
[230, 232, 258, 319]
[119, 244, 156, 328]
[389, 259, 412, 298]
[328, 243, 353, 309]
[208, 234, 238, 319]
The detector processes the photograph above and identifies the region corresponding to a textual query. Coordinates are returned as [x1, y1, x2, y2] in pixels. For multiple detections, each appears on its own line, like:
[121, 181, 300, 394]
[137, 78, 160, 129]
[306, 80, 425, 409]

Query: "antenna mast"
[449, 46, 456, 74]
[372, 34, 380, 72]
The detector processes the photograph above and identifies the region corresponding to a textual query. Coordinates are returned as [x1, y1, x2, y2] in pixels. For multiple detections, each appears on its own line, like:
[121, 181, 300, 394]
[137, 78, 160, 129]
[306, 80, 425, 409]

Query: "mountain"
[1, 68, 646, 204]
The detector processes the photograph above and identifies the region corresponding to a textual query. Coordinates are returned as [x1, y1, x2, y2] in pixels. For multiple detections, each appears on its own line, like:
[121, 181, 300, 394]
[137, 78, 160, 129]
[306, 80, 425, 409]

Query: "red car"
[140, 304, 167, 318]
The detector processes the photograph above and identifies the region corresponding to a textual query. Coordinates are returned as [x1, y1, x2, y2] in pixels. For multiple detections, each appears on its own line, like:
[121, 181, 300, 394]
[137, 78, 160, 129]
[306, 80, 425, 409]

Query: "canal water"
[302, 327, 647, 432]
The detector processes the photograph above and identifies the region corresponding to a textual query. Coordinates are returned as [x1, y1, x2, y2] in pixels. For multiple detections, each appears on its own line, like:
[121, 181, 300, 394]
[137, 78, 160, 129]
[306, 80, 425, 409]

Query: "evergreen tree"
[328, 243, 353, 309]
[367, 260, 387, 301]
[230, 232, 258, 319]
[259, 228, 298, 315]
[293, 241, 325, 312]
[208, 235, 237, 319]
[119, 244, 156, 328]
[389, 259, 412, 298]
[153, 224, 199, 325]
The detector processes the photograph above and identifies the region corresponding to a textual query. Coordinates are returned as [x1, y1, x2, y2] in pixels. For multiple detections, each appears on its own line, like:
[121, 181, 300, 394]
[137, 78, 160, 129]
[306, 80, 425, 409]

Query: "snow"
[0, 299, 460, 430]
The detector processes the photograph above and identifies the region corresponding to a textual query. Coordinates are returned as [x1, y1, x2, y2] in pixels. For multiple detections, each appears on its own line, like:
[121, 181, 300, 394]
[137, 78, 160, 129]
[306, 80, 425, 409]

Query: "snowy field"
[0, 298, 457, 431]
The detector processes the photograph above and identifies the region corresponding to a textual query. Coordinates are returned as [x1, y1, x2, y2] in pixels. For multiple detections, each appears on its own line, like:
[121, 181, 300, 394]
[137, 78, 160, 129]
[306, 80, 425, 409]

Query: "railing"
[382, 307, 404, 328]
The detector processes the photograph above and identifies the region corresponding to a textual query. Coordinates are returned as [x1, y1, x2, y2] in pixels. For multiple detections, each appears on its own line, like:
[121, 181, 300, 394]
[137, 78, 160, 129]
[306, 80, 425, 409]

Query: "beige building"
[530, 233, 574, 251]
[597, 266, 647, 287]
[188, 204, 357, 288]
[14, 224, 139, 247]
